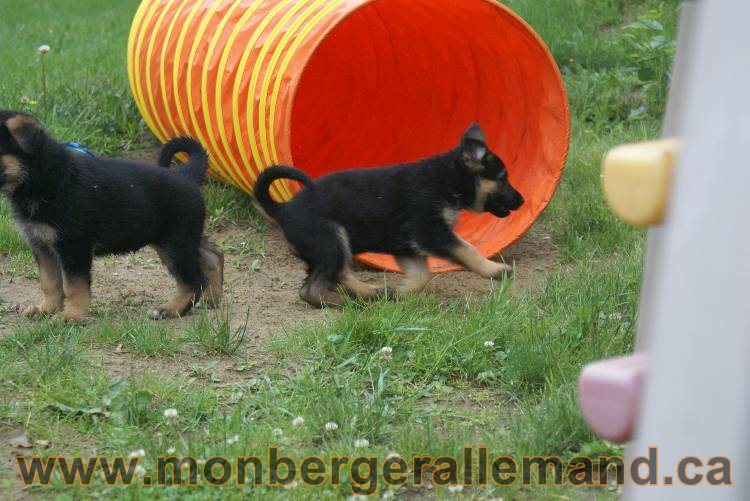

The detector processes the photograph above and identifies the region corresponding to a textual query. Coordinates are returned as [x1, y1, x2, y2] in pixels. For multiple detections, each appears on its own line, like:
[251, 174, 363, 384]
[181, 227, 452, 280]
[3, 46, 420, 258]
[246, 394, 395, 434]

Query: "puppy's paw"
[59, 307, 89, 324]
[22, 305, 44, 319]
[22, 304, 59, 319]
[197, 294, 222, 310]
[151, 306, 181, 320]
[482, 261, 513, 279]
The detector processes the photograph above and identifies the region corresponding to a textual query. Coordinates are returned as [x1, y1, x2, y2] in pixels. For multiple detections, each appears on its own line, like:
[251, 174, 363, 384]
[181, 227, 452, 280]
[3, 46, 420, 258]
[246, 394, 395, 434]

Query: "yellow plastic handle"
[601, 138, 681, 228]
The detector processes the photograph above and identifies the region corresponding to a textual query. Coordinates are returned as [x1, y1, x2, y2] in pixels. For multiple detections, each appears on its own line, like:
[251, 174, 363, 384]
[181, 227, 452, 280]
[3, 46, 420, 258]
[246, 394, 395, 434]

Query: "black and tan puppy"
[254, 124, 524, 307]
[0, 111, 223, 321]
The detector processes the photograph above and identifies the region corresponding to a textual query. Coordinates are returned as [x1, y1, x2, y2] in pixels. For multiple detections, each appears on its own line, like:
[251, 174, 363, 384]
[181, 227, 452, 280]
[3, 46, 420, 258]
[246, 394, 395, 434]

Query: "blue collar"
[63, 142, 96, 157]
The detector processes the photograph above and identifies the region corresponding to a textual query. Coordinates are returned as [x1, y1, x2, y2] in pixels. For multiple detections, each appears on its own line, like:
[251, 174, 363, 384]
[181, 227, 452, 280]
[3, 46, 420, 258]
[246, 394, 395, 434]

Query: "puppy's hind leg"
[198, 236, 224, 308]
[301, 271, 347, 308]
[292, 222, 354, 308]
[331, 225, 382, 302]
[395, 254, 431, 293]
[153, 244, 204, 319]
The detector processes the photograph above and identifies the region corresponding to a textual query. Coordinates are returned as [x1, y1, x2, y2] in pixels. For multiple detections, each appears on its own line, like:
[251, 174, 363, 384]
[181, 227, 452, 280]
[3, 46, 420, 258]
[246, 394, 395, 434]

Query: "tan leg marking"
[23, 250, 64, 318]
[300, 280, 345, 308]
[451, 239, 511, 278]
[328, 225, 378, 302]
[396, 256, 432, 293]
[152, 282, 195, 319]
[199, 239, 224, 308]
[340, 271, 380, 299]
[61, 275, 91, 322]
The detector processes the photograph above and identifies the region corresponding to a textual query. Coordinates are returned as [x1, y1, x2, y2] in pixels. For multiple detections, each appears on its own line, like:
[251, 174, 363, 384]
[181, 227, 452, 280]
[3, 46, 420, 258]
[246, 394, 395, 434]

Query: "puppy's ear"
[4, 114, 43, 154]
[464, 123, 486, 143]
[461, 123, 487, 172]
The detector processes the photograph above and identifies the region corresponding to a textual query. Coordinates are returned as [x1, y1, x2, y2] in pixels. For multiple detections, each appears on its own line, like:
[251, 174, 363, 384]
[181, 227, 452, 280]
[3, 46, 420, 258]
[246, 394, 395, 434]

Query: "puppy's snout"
[501, 184, 524, 211]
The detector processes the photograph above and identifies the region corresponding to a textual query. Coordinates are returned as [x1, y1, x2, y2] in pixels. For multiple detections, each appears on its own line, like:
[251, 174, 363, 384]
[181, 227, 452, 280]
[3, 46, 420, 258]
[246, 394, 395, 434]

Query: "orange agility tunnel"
[127, 0, 570, 272]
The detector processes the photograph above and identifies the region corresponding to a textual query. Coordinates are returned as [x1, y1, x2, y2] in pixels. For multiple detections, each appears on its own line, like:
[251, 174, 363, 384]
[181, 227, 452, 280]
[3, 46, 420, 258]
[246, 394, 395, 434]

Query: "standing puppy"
[253, 124, 524, 307]
[0, 111, 223, 321]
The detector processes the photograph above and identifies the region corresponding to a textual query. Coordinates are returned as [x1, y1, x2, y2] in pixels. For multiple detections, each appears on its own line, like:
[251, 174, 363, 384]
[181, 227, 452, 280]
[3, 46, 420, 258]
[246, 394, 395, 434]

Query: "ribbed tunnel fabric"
[128, 0, 569, 272]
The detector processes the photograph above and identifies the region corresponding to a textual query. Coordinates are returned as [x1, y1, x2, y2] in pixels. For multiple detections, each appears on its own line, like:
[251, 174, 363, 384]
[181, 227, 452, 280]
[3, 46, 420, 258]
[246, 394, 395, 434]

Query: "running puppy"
[253, 124, 524, 307]
[0, 111, 223, 321]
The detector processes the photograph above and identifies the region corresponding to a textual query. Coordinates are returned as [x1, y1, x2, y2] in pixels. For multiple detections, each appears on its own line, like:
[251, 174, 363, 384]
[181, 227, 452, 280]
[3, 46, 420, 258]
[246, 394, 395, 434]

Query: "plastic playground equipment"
[580, 1, 748, 497]
[127, 0, 570, 272]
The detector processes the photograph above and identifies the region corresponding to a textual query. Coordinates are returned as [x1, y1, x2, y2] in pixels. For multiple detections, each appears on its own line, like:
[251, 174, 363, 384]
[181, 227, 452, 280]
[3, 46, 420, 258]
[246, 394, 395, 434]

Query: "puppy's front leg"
[449, 238, 511, 278]
[57, 242, 93, 322]
[23, 246, 64, 318]
[417, 224, 510, 279]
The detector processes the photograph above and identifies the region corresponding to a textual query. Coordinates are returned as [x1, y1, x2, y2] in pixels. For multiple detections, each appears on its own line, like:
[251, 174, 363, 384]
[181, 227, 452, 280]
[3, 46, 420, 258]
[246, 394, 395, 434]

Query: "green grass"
[0, 0, 144, 154]
[204, 181, 265, 229]
[0, 199, 34, 275]
[185, 306, 249, 356]
[0, 0, 679, 498]
[95, 315, 183, 356]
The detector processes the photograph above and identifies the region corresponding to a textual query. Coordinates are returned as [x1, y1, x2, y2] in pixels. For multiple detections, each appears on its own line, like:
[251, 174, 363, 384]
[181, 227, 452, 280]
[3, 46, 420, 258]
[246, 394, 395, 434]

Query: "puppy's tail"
[253, 166, 313, 219]
[158, 137, 209, 185]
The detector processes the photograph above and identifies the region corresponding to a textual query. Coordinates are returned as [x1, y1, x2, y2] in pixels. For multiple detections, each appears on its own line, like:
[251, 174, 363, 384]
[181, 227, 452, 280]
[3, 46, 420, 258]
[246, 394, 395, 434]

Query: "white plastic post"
[626, 0, 750, 498]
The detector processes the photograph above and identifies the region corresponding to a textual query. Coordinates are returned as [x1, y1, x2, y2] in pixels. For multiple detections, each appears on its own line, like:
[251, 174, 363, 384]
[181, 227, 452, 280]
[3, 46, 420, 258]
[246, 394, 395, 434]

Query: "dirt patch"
[0, 224, 559, 337]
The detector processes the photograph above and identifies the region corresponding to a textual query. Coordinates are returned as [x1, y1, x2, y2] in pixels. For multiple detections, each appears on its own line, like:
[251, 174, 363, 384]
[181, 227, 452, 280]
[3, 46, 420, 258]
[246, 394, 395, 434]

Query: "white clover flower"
[382, 491, 395, 500]
[135, 465, 146, 477]
[283, 480, 299, 489]
[292, 416, 305, 427]
[447, 485, 464, 493]
[36, 44, 50, 55]
[354, 438, 370, 448]
[226, 434, 240, 445]
[128, 449, 145, 458]
[163, 408, 178, 419]
[272, 428, 284, 437]
[166, 447, 176, 455]
[484, 340, 495, 348]
[324, 421, 339, 431]
[379, 346, 393, 360]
